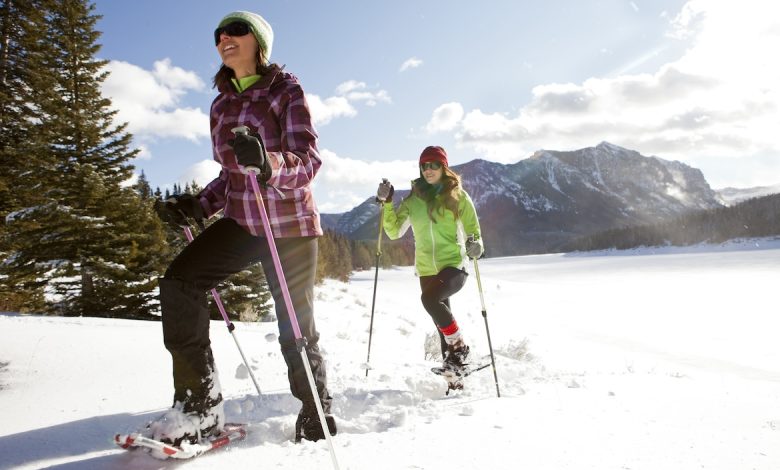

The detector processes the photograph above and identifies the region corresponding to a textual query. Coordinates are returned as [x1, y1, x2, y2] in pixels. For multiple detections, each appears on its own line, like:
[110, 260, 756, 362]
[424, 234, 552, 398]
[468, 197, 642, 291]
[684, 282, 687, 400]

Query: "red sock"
[439, 321, 459, 337]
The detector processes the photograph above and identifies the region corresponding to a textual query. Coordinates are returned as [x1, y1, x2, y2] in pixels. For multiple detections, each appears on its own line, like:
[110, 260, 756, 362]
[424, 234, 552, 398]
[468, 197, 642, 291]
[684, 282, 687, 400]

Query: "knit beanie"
[217, 11, 274, 62]
[419, 146, 449, 167]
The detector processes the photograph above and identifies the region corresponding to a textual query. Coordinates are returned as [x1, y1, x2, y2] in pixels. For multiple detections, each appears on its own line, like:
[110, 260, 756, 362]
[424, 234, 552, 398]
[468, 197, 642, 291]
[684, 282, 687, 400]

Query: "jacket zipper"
[429, 221, 438, 273]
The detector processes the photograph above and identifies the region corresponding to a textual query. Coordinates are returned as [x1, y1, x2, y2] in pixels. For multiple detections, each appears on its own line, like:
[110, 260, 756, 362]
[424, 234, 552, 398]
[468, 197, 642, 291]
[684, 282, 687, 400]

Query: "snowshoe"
[114, 422, 246, 460]
[431, 354, 492, 395]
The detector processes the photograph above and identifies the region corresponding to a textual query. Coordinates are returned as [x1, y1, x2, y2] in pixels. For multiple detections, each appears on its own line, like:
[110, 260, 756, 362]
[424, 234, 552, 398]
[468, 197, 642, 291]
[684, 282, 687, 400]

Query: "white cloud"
[309, 80, 391, 126]
[425, 102, 465, 133]
[133, 144, 152, 161]
[120, 172, 138, 188]
[152, 58, 204, 91]
[666, 1, 706, 40]
[335, 80, 392, 106]
[344, 89, 391, 107]
[400, 57, 423, 72]
[429, 1, 780, 187]
[334, 80, 365, 96]
[313, 149, 419, 213]
[101, 59, 209, 141]
[179, 160, 222, 188]
[308, 95, 357, 126]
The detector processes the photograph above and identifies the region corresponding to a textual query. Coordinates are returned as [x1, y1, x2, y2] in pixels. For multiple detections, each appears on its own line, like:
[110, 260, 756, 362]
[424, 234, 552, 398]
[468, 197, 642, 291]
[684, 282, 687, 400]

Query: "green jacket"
[382, 187, 483, 276]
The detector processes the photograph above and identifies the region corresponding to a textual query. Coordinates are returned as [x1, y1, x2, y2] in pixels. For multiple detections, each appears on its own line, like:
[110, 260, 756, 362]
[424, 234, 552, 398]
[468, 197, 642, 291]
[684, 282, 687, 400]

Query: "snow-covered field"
[2, 238, 780, 469]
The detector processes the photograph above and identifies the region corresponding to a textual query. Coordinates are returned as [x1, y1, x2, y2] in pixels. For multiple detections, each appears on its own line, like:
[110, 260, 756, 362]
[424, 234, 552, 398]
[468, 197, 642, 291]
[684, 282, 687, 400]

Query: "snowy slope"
[2, 238, 780, 469]
[716, 185, 780, 206]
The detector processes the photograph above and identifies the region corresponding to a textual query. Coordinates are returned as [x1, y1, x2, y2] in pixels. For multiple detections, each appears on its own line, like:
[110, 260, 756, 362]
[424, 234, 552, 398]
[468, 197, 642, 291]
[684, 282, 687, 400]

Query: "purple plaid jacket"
[198, 66, 323, 238]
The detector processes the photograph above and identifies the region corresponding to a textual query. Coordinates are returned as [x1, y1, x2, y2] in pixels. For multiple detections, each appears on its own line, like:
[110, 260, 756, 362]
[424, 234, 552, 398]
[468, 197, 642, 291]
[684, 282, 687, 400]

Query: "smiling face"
[421, 163, 444, 185]
[216, 27, 260, 79]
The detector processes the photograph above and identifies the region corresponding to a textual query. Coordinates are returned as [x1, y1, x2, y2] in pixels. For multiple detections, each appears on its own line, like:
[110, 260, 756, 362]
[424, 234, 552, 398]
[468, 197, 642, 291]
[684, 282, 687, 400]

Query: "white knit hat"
[217, 11, 274, 62]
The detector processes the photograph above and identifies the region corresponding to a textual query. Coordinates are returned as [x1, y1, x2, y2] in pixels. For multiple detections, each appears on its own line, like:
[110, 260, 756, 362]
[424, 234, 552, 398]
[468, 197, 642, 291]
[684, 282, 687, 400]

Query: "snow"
[2, 238, 780, 469]
[717, 185, 780, 206]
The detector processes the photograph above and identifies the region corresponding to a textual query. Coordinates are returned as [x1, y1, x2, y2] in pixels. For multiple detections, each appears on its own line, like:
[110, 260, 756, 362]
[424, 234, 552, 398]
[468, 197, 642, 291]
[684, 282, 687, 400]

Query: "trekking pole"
[469, 237, 501, 398]
[233, 126, 340, 469]
[365, 179, 387, 377]
[181, 226, 263, 397]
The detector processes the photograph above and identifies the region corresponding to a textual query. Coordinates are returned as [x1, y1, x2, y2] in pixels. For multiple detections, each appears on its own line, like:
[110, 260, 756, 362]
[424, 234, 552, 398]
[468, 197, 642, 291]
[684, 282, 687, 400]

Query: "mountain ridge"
[322, 142, 747, 255]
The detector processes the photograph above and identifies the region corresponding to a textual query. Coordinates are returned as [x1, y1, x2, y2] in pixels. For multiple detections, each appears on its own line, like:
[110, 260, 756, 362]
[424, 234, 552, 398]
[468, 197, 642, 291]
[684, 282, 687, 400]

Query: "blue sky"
[94, 0, 780, 212]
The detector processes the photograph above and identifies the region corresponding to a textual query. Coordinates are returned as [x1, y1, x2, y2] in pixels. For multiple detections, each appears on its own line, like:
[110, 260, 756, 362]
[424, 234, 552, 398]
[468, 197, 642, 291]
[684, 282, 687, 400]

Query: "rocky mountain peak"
[324, 143, 724, 255]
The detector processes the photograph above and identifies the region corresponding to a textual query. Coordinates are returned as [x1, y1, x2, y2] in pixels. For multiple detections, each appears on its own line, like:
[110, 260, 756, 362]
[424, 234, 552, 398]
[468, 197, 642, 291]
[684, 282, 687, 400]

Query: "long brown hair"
[212, 47, 276, 89]
[411, 166, 462, 222]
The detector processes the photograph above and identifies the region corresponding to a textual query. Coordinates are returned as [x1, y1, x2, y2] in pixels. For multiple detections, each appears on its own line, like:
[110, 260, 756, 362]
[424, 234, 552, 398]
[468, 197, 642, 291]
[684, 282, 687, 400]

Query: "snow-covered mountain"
[324, 142, 723, 256]
[715, 184, 780, 206]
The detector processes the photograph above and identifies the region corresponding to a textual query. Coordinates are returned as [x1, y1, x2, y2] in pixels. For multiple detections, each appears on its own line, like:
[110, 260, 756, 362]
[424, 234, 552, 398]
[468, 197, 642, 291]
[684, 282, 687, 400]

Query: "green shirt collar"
[231, 74, 262, 93]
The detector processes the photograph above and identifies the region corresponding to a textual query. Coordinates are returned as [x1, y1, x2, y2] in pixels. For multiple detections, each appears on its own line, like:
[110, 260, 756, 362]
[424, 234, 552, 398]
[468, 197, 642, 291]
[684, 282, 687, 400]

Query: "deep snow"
[2, 238, 780, 469]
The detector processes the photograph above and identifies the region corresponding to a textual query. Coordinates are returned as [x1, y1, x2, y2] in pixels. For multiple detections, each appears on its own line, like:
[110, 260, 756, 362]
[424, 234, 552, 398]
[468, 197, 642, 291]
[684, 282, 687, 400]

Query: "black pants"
[161, 218, 331, 413]
[419, 267, 468, 356]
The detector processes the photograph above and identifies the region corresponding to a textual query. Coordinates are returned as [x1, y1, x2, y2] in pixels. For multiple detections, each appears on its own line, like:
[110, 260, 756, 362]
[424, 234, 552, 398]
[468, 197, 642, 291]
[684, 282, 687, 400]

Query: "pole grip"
[376, 178, 390, 203]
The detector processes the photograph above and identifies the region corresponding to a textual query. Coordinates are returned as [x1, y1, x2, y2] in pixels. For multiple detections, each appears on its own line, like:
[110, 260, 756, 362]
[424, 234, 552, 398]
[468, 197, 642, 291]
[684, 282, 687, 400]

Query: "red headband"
[419, 146, 448, 167]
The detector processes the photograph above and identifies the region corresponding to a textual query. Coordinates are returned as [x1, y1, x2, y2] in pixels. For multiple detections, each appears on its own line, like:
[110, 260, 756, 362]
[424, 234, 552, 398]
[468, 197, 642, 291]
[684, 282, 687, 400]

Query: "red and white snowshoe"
[114, 422, 247, 459]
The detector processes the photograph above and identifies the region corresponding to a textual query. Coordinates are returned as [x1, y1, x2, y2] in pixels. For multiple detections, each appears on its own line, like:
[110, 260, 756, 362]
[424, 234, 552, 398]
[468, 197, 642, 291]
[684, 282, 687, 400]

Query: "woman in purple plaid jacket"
[152, 10, 335, 445]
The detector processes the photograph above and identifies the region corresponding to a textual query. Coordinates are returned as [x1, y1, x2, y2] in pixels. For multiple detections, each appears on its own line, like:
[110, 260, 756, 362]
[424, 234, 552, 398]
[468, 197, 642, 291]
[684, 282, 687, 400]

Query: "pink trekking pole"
[232, 126, 340, 469]
[181, 226, 263, 396]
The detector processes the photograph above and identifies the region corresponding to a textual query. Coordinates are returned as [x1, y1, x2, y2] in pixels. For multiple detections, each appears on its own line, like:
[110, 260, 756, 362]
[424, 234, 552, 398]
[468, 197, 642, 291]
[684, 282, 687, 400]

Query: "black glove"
[465, 236, 483, 259]
[376, 179, 394, 203]
[229, 131, 271, 179]
[154, 194, 205, 229]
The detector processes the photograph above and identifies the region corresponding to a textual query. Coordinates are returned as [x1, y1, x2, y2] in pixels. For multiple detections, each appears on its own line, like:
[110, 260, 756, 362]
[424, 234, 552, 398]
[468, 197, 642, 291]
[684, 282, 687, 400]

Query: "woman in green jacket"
[376, 146, 484, 371]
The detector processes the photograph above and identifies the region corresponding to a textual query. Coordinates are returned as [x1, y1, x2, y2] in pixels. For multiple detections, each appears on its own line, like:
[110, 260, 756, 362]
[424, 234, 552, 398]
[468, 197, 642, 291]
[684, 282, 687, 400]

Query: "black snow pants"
[160, 218, 331, 413]
[419, 266, 468, 356]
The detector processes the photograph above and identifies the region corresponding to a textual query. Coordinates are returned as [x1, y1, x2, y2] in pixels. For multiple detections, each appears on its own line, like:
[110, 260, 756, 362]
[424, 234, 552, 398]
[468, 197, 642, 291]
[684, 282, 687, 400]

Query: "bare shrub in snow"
[424, 331, 442, 361]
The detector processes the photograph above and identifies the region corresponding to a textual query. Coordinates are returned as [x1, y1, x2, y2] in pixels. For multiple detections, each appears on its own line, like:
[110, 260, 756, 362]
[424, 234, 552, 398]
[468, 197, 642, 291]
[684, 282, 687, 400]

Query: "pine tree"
[335, 233, 352, 281]
[2, 0, 169, 317]
[315, 231, 334, 284]
[0, 0, 57, 310]
[0, 0, 54, 214]
[135, 170, 152, 199]
[351, 240, 374, 271]
[109, 183, 171, 319]
[315, 231, 353, 283]
[209, 264, 272, 322]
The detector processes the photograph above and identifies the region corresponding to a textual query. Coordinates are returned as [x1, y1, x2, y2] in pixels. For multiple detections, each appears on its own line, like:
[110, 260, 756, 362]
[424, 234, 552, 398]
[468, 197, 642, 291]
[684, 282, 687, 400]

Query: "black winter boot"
[295, 404, 337, 443]
[443, 338, 471, 372]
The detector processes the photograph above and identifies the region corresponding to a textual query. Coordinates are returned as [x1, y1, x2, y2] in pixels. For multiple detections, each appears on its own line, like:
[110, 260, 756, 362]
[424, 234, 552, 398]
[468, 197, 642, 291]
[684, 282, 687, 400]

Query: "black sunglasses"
[214, 21, 251, 45]
[420, 161, 442, 171]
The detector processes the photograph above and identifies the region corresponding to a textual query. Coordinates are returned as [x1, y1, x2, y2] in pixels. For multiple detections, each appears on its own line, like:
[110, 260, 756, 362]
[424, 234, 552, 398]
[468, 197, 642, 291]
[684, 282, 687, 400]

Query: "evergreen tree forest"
[0, 0, 167, 318]
[316, 231, 414, 284]
[0, 0, 372, 321]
